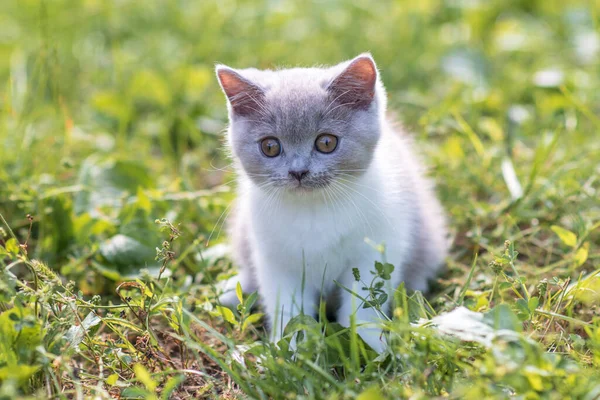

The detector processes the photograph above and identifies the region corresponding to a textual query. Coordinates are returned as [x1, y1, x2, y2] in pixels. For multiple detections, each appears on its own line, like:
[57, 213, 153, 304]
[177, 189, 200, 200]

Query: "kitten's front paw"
[358, 328, 387, 353]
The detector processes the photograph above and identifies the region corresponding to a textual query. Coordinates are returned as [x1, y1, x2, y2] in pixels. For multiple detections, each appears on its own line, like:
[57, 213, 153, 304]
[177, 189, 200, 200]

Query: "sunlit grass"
[1, 0, 599, 398]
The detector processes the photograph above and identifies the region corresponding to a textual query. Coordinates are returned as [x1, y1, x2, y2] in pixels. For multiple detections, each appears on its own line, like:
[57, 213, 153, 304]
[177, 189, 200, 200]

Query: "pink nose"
[289, 170, 309, 182]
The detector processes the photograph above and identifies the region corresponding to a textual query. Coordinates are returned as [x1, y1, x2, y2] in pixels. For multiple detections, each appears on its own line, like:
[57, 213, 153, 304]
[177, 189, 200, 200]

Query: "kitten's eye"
[315, 134, 338, 154]
[260, 137, 282, 157]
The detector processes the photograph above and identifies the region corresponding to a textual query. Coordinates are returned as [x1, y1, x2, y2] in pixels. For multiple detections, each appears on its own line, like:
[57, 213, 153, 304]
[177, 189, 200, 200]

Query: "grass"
[1, 0, 600, 398]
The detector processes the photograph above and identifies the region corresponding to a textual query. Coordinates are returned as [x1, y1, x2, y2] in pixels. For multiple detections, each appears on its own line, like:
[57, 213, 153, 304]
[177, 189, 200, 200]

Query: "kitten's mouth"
[286, 179, 330, 193]
[274, 176, 332, 193]
[291, 182, 314, 192]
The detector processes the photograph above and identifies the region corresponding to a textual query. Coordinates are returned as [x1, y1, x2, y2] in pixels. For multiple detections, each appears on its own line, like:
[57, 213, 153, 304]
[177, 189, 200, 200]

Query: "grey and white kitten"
[216, 54, 448, 352]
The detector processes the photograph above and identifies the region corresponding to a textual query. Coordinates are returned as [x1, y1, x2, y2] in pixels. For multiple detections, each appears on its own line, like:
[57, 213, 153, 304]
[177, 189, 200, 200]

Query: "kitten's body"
[217, 55, 448, 351]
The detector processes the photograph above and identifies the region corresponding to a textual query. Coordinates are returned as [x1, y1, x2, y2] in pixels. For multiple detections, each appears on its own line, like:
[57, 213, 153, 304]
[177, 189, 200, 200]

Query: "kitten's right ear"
[215, 65, 264, 116]
[327, 54, 378, 110]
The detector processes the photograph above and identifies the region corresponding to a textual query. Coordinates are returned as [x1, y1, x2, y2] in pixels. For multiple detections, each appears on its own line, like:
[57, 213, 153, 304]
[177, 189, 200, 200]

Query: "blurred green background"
[1, 1, 600, 397]
[1, 0, 599, 288]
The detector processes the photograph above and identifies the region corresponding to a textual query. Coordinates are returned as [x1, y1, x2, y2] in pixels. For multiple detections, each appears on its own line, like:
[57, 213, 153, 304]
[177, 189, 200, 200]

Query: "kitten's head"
[216, 54, 385, 194]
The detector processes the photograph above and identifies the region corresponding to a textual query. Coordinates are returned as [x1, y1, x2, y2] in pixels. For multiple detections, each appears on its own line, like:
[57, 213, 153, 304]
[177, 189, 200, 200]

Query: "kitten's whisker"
[322, 182, 341, 230]
[272, 186, 283, 225]
[214, 201, 236, 244]
[268, 187, 283, 217]
[205, 165, 234, 174]
[333, 181, 374, 238]
[258, 183, 280, 217]
[330, 181, 375, 238]
[335, 175, 387, 196]
[214, 177, 239, 188]
[256, 187, 272, 216]
[334, 179, 395, 232]
[252, 179, 272, 196]
[205, 160, 235, 173]
[206, 201, 234, 246]
[327, 182, 357, 235]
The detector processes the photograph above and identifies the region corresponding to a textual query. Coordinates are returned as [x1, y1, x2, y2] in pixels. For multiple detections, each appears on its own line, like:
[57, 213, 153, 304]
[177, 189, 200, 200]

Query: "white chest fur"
[244, 166, 411, 291]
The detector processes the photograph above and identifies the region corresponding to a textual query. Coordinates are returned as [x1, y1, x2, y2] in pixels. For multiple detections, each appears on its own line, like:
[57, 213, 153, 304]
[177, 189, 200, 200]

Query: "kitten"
[215, 54, 448, 352]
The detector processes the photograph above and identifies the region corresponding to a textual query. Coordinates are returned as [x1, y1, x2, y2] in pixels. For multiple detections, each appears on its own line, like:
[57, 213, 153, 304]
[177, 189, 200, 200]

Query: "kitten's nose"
[289, 169, 309, 182]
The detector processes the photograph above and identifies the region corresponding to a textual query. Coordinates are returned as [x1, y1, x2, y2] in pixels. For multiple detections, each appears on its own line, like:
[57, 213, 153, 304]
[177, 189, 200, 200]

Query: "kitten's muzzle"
[289, 169, 309, 182]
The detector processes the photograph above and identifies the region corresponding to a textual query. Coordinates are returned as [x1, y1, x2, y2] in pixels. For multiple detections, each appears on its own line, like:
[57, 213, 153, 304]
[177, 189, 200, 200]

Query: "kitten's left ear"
[215, 65, 265, 116]
[327, 53, 378, 110]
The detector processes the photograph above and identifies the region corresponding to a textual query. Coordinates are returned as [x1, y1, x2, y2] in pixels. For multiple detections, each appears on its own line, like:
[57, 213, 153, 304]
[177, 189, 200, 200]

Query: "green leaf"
[362, 300, 377, 309]
[133, 363, 157, 392]
[161, 374, 185, 400]
[245, 292, 258, 310]
[74, 156, 154, 215]
[283, 314, 319, 336]
[118, 199, 161, 247]
[236, 282, 243, 304]
[374, 262, 394, 280]
[0, 308, 42, 387]
[515, 298, 531, 320]
[41, 195, 75, 260]
[100, 234, 157, 271]
[574, 242, 589, 267]
[120, 386, 149, 399]
[106, 373, 119, 386]
[524, 368, 544, 391]
[102, 318, 144, 332]
[377, 293, 388, 306]
[551, 225, 577, 247]
[0, 308, 43, 357]
[528, 297, 540, 313]
[4, 238, 20, 256]
[215, 306, 237, 325]
[0, 364, 40, 387]
[136, 279, 154, 298]
[90, 261, 122, 281]
[65, 312, 102, 349]
[357, 385, 385, 400]
[484, 304, 522, 332]
[73, 213, 116, 246]
[242, 313, 264, 332]
[135, 187, 152, 211]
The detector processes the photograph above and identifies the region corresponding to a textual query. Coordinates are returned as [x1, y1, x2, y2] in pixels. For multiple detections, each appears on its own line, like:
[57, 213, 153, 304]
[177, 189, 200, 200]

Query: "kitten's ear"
[327, 53, 378, 109]
[216, 65, 264, 116]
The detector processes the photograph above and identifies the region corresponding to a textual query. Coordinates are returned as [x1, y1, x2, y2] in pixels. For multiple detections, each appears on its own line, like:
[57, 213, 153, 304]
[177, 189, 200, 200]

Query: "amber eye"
[260, 137, 282, 157]
[315, 134, 338, 154]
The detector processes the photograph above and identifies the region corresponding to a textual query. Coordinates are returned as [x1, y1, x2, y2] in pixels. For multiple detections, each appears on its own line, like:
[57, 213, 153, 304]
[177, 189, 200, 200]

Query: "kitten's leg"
[218, 266, 257, 307]
[256, 265, 318, 345]
[336, 264, 395, 353]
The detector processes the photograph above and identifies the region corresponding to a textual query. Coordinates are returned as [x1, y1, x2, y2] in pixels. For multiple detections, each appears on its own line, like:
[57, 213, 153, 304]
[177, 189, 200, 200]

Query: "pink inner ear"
[344, 57, 377, 91]
[218, 69, 248, 99]
[328, 56, 377, 109]
[217, 67, 264, 116]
